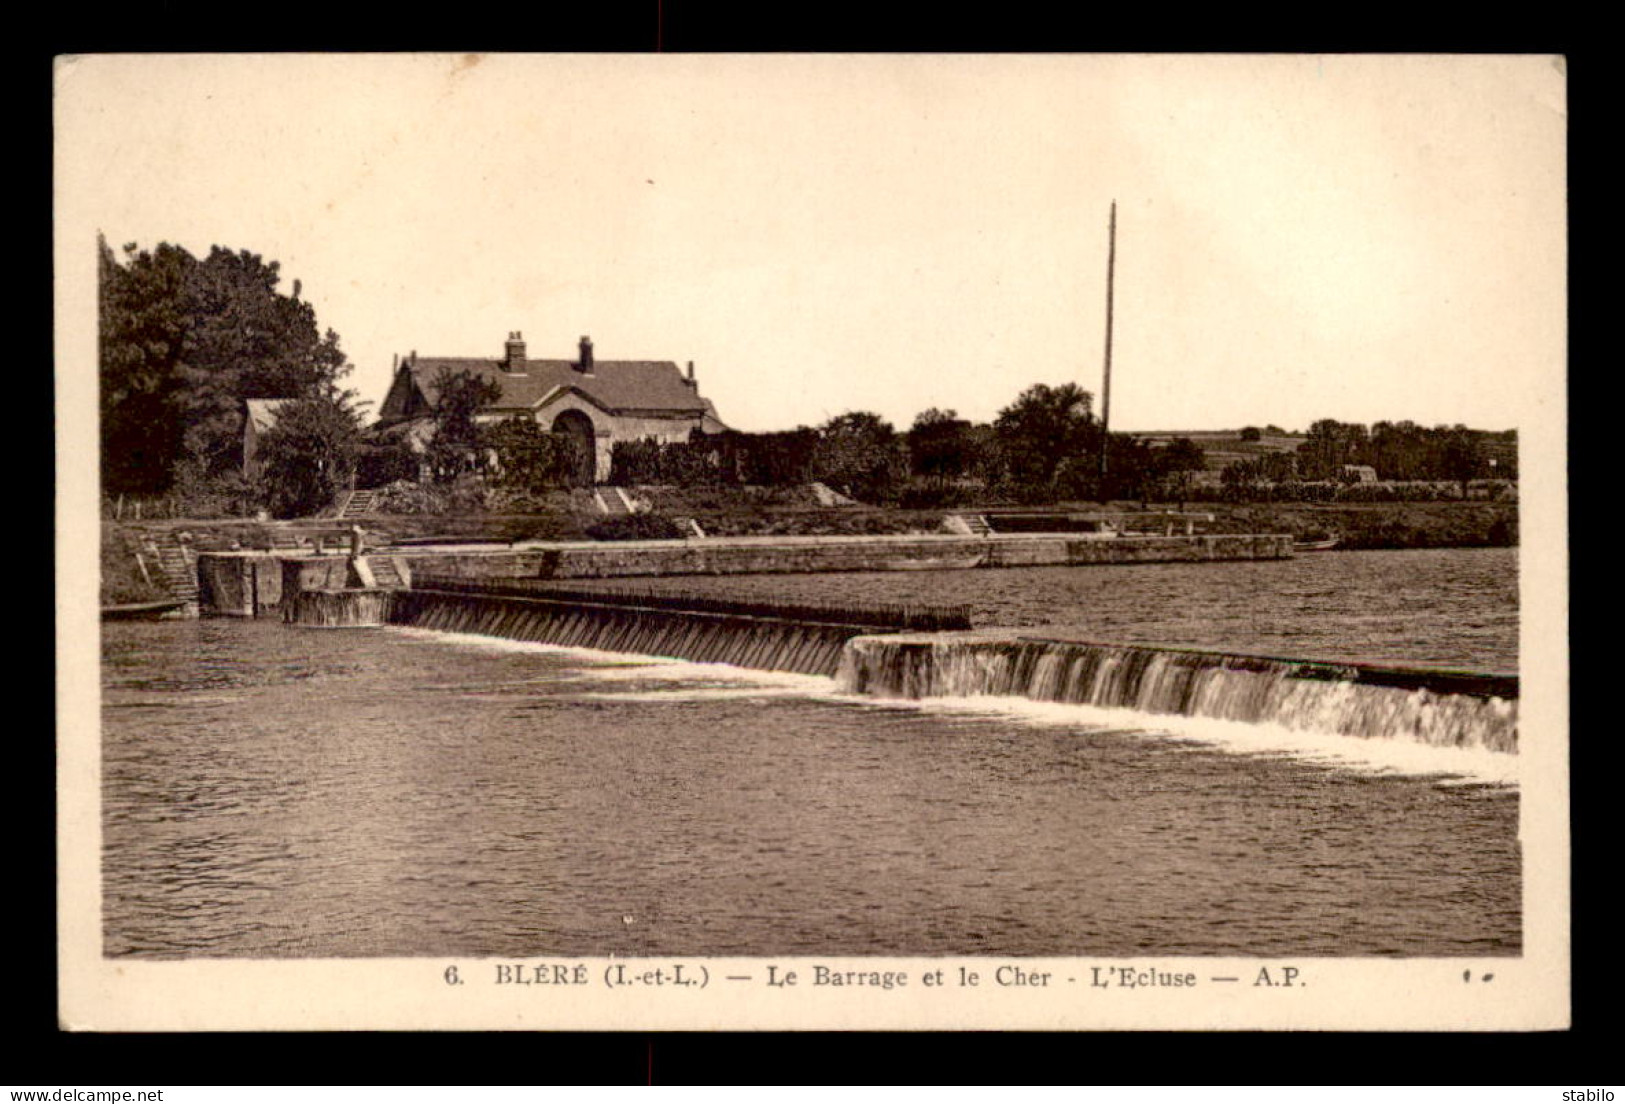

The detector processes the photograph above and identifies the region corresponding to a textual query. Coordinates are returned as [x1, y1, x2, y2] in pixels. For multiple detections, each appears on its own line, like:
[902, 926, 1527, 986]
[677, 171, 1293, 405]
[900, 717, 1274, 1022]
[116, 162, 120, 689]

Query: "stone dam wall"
[197, 552, 404, 617]
[838, 632, 1518, 753]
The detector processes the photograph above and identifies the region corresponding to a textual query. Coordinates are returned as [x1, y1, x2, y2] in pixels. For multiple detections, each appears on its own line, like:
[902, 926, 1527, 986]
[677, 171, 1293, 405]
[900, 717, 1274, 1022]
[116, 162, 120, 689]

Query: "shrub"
[483, 418, 576, 490]
[896, 482, 987, 510]
[163, 460, 263, 518]
[368, 475, 488, 516]
[356, 442, 421, 489]
[484, 486, 575, 514]
[584, 514, 685, 541]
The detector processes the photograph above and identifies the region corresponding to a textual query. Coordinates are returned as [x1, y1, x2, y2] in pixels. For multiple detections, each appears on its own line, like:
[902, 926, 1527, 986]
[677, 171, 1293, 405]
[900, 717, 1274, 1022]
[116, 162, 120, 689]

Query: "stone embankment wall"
[199, 535, 1291, 617]
[199, 553, 356, 617]
[402, 533, 1292, 583]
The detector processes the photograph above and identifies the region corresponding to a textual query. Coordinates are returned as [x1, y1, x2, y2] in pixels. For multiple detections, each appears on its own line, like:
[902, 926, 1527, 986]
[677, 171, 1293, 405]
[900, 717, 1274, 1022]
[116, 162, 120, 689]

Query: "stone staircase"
[808, 481, 858, 507]
[368, 556, 407, 589]
[944, 512, 994, 537]
[594, 487, 636, 516]
[337, 489, 378, 520]
[144, 533, 200, 609]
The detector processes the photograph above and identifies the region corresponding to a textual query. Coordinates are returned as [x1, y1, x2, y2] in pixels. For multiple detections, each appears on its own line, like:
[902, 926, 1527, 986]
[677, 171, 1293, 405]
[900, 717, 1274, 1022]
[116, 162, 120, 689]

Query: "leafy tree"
[1239, 426, 1262, 442]
[736, 428, 818, 485]
[608, 438, 664, 485]
[355, 441, 421, 489]
[425, 369, 502, 481]
[1099, 434, 1159, 502]
[812, 411, 906, 503]
[1440, 428, 1487, 498]
[906, 408, 975, 485]
[176, 247, 351, 475]
[99, 237, 355, 493]
[1485, 429, 1518, 480]
[483, 416, 574, 491]
[1298, 418, 1369, 480]
[1296, 418, 1509, 487]
[993, 383, 1099, 499]
[254, 391, 363, 518]
[1150, 437, 1206, 509]
[99, 236, 190, 494]
[1159, 437, 1206, 474]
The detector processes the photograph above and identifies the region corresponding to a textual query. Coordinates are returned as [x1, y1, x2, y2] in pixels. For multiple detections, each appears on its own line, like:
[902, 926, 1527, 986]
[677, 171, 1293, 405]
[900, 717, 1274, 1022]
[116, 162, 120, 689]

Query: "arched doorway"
[551, 410, 598, 486]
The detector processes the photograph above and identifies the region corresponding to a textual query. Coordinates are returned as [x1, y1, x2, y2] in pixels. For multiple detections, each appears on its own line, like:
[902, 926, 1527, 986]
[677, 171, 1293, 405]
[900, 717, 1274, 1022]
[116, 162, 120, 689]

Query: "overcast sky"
[57, 53, 1565, 434]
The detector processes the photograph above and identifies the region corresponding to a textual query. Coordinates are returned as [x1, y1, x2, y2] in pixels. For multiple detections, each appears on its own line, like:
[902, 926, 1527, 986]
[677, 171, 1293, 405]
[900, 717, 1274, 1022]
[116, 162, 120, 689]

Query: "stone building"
[242, 397, 294, 480]
[375, 332, 728, 484]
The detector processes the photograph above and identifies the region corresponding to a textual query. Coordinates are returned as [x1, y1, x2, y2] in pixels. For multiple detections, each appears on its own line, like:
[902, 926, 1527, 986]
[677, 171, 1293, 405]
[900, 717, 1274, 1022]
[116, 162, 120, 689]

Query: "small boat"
[101, 599, 188, 621]
[1294, 535, 1341, 552]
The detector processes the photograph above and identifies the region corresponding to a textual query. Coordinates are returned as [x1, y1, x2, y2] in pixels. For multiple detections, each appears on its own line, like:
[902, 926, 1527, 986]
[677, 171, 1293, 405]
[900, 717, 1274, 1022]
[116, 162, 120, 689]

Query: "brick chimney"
[578, 335, 594, 374]
[684, 360, 697, 389]
[504, 331, 527, 373]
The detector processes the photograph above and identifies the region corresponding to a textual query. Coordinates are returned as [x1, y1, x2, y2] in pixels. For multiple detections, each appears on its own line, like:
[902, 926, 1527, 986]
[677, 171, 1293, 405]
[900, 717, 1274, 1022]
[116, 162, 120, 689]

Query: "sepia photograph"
[55, 53, 1568, 1031]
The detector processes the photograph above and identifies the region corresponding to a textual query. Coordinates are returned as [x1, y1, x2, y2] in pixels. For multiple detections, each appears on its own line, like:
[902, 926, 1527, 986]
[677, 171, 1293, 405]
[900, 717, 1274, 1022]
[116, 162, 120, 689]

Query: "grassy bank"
[100, 528, 173, 605]
[1202, 501, 1517, 550]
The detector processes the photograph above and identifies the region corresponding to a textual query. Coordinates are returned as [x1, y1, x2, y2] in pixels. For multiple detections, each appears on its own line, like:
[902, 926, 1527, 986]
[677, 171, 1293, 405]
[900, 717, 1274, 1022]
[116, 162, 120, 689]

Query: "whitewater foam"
[395, 626, 1516, 786]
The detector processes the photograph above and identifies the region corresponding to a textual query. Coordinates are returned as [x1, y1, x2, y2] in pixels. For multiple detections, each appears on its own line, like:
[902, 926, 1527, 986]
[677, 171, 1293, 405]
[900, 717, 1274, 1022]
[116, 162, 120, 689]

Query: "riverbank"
[360, 497, 1518, 550]
[1205, 501, 1517, 550]
[100, 527, 173, 605]
[99, 497, 1515, 605]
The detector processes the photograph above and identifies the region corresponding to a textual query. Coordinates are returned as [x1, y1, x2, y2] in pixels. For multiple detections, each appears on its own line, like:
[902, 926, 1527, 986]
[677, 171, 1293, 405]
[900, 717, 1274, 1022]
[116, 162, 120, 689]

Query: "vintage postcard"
[56, 53, 1568, 1031]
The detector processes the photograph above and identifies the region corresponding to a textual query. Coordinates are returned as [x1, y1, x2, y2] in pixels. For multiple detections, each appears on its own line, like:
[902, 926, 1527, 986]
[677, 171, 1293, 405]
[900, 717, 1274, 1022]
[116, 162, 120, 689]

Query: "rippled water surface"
[591, 548, 1520, 670]
[102, 549, 1521, 958]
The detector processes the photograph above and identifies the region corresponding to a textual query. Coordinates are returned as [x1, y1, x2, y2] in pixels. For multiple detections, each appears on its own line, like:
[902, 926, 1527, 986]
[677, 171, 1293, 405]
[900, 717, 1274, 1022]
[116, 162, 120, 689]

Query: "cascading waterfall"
[375, 581, 1516, 757]
[836, 635, 1517, 754]
[286, 588, 393, 627]
[389, 589, 876, 676]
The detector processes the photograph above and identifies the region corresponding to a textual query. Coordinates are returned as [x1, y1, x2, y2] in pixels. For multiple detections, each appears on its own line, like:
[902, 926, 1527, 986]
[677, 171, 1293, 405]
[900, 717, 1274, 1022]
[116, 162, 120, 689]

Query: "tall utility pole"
[1099, 200, 1117, 485]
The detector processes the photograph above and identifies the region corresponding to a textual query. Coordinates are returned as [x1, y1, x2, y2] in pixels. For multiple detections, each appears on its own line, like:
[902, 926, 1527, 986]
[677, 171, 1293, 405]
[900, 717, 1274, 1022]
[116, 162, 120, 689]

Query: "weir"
[284, 588, 393, 627]
[836, 632, 1518, 754]
[386, 581, 971, 677]
[204, 548, 1517, 757]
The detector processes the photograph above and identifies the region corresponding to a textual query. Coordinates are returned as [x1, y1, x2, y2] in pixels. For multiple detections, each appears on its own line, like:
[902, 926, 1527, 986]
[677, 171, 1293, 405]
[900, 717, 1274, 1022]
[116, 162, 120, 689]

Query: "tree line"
[1220, 419, 1517, 499]
[604, 383, 1209, 507]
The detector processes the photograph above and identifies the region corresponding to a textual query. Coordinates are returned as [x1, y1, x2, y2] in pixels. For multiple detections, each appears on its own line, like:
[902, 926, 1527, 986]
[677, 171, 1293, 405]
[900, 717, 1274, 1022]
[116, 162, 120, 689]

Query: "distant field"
[1134, 429, 1305, 472]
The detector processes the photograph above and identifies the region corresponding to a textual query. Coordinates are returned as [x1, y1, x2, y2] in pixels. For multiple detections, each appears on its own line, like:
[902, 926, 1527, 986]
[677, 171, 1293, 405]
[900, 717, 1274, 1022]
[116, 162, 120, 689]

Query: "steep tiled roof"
[699, 398, 729, 434]
[405, 357, 709, 416]
[245, 398, 295, 432]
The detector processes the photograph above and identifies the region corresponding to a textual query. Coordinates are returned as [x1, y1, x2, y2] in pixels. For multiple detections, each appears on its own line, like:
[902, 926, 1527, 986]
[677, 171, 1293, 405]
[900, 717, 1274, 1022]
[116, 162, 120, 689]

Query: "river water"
[102, 548, 1520, 959]
[582, 547, 1519, 671]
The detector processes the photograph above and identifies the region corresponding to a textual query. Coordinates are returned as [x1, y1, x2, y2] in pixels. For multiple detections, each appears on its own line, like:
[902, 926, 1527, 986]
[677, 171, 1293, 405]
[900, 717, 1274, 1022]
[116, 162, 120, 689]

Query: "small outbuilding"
[243, 398, 295, 480]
